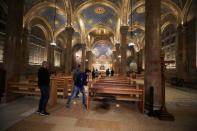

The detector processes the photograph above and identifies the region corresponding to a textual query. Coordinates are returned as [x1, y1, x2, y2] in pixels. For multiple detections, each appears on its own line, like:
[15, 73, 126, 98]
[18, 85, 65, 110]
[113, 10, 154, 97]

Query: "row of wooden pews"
[8, 75, 74, 106]
[87, 76, 144, 113]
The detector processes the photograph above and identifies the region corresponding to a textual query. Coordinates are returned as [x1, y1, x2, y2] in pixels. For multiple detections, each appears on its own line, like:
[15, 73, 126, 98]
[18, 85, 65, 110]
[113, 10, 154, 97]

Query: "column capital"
[23, 27, 31, 37]
[81, 44, 86, 49]
[65, 26, 75, 36]
[177, 24, 187, 33]
[120, 26, 129, 35]
[115, 43, 120, 50]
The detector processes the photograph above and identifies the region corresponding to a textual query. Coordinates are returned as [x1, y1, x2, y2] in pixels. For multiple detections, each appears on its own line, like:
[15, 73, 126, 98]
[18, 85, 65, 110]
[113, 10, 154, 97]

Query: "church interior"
[0, 0, 197, 130]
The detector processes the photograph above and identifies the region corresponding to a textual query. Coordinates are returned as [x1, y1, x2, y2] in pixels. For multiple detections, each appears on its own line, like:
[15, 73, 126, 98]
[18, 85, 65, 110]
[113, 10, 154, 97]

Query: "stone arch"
[182, 0, 193, 23]
[27, 16, 53, 41]
[129, 0, 182, 25]
[23, 1, 66, 28]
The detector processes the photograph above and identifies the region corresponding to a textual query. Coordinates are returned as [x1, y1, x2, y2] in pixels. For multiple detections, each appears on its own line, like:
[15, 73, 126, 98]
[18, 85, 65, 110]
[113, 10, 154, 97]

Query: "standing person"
[73, 65, 80, 98]
[106, 68, 110, 77]
[66, 65, 87, 109]
[111, 68, 114, 76]
[92, 68, 96, 79]
[95, 69, 99, 78]
[37, 61, 50, 116]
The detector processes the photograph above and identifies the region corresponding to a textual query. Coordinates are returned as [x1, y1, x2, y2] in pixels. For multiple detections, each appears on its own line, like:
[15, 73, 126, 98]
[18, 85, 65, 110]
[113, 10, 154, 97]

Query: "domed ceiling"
[70, 0, 122, 10]
[80, 3, 118, 31]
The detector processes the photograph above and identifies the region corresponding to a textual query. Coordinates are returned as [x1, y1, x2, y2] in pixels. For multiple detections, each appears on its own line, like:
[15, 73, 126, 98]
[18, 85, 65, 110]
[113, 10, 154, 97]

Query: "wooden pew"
[54, 76, 73, 98]
[8, 79, 57, 106]
[87, 78, 144, 113]
[65, 77, 73, 96]
[9, 82, 39, 95]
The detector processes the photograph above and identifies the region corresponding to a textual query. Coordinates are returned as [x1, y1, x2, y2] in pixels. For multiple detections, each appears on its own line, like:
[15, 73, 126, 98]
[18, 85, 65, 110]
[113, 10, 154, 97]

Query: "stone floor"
[1, 84, 197, 131]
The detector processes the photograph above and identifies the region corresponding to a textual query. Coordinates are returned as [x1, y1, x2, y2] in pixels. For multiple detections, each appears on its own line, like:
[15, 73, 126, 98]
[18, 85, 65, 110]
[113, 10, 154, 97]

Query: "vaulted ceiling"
[0, 0, 191, 52]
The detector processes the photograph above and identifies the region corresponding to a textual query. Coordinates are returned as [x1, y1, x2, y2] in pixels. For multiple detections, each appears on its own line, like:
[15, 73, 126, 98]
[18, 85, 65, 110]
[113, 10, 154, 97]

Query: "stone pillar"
[120, 26, 128, 75]
[145, 0, 162, 110]
[20, 27, 30, 74]
[115, 44, 121, 74]
[112, 51, 117, 71]
[50, 47, 55, 69]
[85, 51, 88, 70]
[65, 27, 74, 75]
[47, 41, 53, 69]
[81, 44, 86, 71]
[4, 0, 24, 101]
[86, 51, 92, 70]
[176, 24, 188, 79]
[137, 50, 143, 74]
[62, 48, 66, 73]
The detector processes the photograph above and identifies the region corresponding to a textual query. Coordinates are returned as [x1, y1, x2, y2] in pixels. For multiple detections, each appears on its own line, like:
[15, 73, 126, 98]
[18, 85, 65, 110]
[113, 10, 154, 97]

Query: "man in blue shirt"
[66, 65, 87, 109]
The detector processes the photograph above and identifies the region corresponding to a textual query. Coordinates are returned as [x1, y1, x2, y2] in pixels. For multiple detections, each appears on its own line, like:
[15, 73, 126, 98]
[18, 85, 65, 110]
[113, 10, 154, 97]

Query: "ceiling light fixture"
[128, 42, 135, 46]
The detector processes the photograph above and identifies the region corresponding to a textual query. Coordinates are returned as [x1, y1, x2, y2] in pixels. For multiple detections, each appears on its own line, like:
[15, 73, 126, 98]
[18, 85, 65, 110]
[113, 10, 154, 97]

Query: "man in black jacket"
[37, 61, 50, 116]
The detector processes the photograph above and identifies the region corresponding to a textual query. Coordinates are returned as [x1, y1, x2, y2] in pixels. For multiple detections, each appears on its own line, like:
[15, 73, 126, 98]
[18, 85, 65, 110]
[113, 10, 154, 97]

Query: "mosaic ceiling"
[70, 0, 122, 10]
[128, 4, 173, 25]
[23, 0, 189, 37]
[171, 0, 187, 9]
[1, 0, 188, 52]
[38, 7, 66, 30]
[24, 0, 65, 13]
[0, 0, 191, 63]
[80, 3, 118, 31]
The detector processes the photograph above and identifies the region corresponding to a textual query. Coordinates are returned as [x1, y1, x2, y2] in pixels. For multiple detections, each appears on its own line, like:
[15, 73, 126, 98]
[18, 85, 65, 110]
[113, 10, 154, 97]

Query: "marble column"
[145, 0, 162, 110]
[115, 44, 121, 74]
[176, 24, 188, 79]
[137, 50, 143, 74]
[47, 39, 53, 69]
[81, 44, 86, 71]
[4, 0, 24, 101]
[86, 51, 92, 70]
[112, 51, 117, 71]
[62, 48, 67, 73]
[20, 27, 30, 74]
[50, 46, 55, 69]
[65, 27, 74, 75]
[120, 26, 128, 75]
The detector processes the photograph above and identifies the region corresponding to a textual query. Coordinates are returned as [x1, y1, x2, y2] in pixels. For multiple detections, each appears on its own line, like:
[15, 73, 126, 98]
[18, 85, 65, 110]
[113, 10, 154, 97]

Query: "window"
[54, 50, 61, 67]
[29, 42, 47, 65]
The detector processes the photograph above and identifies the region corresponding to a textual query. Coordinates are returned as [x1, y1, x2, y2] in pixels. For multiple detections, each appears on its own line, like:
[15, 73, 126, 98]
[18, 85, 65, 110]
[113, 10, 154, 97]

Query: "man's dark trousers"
[38, 86, 49, 112]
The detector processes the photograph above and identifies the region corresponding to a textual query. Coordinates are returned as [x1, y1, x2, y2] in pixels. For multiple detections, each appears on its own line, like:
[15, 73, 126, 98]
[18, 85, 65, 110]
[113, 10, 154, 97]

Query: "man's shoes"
[66, 103, 70, 108]
[83, 104, 87, 110]
[75, 96, 79, 98]
[39, 112, 50, 116]
[36, 110, 41, 114]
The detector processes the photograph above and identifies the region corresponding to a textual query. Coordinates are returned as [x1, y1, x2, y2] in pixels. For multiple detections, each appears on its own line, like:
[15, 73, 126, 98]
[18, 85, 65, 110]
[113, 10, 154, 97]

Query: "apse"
[92, 40, 113, 71]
